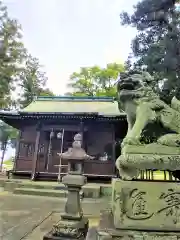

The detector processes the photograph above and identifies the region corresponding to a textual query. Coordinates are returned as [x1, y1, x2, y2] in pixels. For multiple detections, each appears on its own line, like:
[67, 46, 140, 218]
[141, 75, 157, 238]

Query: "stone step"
[18, 183, 66, 190]
[13, 188, 69, 198]
[13, 185, 100, 199]
[2, 179, 104, 198]
[83, 185, 100, 198]
[100, 185, 112, 198]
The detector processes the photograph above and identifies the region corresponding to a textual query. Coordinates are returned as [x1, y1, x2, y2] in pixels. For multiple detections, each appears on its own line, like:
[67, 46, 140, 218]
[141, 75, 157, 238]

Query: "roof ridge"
[36, 96, 115, 102]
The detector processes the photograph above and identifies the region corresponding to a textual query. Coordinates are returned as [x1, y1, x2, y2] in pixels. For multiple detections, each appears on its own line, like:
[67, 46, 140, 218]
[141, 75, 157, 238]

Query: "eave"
[0, 110, 126, 129]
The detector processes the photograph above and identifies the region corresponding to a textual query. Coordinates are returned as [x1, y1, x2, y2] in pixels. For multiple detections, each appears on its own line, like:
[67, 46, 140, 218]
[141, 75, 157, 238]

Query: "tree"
[18, 54, 54, 108]
[120, 0, 180, 103]
[0, 1, 26, 109]
[0, 1, 53, 109]
[0, 121, 18, 171]
[67, 63, 124, 98]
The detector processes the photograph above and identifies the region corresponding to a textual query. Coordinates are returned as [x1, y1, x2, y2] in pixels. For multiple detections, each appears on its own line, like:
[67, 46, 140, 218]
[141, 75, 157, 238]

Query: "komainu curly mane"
[117, 71, 180, 147]
[116, 71, 180, 180]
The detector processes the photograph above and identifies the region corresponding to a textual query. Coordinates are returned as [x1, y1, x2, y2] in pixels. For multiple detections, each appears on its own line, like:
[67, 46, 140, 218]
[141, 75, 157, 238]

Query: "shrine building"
[0, 96, 127, 180]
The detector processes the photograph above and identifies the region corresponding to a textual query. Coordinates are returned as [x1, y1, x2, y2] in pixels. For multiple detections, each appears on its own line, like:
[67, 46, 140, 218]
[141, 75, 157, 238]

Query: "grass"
[2, 159, 13, 170]
[89, 217, 99, 227]
[4, 159, 13, 166]
[137, 170, 176, 181]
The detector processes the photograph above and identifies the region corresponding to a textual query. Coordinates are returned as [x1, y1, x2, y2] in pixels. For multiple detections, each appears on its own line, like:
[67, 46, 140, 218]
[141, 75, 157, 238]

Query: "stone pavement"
[0, 191, 109, 240]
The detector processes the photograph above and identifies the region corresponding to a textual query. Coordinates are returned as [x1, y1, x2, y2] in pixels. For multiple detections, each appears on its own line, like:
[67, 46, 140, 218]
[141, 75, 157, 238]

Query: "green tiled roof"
[21, 96, 124, 117]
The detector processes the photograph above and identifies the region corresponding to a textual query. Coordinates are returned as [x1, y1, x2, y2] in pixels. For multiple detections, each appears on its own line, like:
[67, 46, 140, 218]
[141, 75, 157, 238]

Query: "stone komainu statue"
[116, 70, 180, 180]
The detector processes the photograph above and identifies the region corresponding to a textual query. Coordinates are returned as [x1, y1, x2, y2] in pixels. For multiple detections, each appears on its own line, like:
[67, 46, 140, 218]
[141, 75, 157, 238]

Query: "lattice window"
[19, 142, 34, 158]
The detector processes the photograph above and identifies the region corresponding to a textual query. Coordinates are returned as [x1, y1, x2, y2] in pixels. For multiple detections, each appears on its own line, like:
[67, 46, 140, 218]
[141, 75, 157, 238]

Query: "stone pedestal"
[96, 179, 180, 239]
[43, 174, 88, 240]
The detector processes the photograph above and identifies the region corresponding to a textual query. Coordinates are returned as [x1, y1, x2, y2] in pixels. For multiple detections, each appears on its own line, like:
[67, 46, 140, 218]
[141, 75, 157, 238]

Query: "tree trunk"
[0, 144, 7, 172]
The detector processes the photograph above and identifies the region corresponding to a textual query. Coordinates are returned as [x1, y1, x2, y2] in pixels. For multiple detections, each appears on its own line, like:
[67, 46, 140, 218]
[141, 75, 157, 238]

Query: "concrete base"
[43, 217, 89, 240]
[44, 232, 85, 240]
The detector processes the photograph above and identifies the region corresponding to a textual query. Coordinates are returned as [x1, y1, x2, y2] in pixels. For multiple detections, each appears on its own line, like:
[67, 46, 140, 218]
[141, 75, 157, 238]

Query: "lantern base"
[43, 217, 89, 240]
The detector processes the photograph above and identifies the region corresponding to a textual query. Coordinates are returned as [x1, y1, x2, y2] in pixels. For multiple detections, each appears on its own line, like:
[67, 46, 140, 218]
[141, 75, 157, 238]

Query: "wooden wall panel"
[15, 159, 32, 171]
[15, 121, 116, 177]
[84, 161, 115, 176]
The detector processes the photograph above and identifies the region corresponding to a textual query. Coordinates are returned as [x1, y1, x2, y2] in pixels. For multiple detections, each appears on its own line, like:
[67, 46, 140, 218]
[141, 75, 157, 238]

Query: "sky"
[3, 0, 138, 95]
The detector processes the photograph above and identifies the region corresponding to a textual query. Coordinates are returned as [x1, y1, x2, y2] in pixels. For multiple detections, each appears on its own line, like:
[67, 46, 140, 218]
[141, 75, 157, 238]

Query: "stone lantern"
[65, 133, 88, 175]
[43, 133, 93, 240]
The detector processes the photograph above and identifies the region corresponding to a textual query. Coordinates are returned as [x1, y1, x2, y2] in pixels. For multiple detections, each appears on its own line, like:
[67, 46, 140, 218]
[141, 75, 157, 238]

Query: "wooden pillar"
[112, 124, 117, 176]
[13, 130, 22, 172]
[79, 118, 84, 146]
[31, 123, 41, 180]
[112, 124, 116, 161]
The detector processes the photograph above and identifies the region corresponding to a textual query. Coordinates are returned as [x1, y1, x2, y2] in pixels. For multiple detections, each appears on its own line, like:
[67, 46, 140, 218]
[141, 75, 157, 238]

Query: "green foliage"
[3, 158, 13, 170]
[0, 1, 26, 109]
[39, 88, 54, 97]
[0, 122, 18, 149]
[120, 0, 180, 103]
[0, 121, 18, 171]
[18, 54, 54, 108]
[0, 1, 55, 110]
[67, 63, 124, 98]
[4, 158, 14, 165]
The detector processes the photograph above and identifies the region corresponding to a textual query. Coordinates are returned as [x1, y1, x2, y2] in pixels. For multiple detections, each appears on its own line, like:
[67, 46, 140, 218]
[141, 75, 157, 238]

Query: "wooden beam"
[31, 123, 41, 180]
[42, 124, 88, 132]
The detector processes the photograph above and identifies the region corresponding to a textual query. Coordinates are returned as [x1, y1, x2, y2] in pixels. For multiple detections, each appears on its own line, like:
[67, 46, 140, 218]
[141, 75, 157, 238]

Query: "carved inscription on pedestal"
[158, 189, 180, 224]
[112, 179, 180, 231]
[125, 189, 154, 220]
